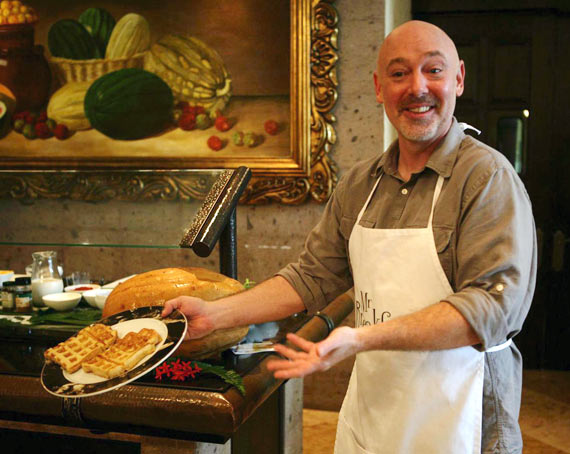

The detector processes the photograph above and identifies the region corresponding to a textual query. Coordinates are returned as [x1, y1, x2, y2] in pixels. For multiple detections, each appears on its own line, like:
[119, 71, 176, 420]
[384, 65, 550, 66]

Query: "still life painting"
[0, 0, 338, 203]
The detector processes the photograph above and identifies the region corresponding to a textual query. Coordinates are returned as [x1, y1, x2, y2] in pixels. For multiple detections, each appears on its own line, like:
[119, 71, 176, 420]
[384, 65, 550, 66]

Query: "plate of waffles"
[41, 306, 187, 398]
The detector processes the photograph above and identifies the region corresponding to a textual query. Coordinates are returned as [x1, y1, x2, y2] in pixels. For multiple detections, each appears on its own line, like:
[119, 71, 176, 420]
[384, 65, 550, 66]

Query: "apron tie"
[458, 122, 481, 135]
[485, 338, 512, 353]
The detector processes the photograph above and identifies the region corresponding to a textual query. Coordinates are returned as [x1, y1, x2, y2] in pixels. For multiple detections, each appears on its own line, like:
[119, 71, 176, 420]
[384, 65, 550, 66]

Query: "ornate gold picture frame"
[0, 0, 338, 204]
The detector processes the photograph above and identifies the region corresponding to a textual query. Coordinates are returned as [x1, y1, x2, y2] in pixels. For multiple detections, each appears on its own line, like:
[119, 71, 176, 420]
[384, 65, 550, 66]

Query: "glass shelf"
[0, 169, 229, 282]
[0, 242, 182, 249]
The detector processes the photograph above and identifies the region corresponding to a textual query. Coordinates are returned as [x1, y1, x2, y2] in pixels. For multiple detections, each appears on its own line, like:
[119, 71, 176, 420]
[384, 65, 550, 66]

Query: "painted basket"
[48, 52, 146, 85]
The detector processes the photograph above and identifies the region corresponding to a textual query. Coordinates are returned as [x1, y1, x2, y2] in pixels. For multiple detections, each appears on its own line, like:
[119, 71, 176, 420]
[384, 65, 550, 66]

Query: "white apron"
[335, 173, 511, 454]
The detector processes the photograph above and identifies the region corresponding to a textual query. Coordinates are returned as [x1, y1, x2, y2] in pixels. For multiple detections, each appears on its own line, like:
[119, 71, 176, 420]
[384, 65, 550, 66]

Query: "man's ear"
[373, 71, 384, 104]
[456, 60, 465, 97]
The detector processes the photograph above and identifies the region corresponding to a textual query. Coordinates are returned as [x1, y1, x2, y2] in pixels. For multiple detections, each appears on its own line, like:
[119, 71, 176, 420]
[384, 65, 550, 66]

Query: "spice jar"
[13, 276, 32, 313]
[1, 280, 15, 311]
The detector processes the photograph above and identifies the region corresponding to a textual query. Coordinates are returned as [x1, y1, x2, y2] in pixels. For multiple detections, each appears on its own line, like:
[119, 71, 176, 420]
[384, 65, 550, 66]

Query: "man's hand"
[266, 327, 361, 379]
[162, 296, 216, 340]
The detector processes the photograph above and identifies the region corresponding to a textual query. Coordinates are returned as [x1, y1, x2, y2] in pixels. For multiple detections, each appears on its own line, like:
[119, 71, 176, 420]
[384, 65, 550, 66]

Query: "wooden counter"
[0, 293, 353, 453]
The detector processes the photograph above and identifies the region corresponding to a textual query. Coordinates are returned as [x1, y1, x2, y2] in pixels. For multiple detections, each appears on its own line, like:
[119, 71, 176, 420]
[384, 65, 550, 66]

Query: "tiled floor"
[303, 370, 570, 454]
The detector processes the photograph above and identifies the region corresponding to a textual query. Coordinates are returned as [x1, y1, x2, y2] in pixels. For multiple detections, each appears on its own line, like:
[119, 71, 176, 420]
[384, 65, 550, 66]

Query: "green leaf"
[195, 361, 246, 396]
[28, 308, 102, 326]
[243, 278, 256, 290]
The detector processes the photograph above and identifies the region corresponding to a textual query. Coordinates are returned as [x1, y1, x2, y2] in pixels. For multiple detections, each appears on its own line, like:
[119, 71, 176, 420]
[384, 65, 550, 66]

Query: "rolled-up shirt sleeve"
[444, 164, 537, 350]
[277, 175, 354, 314]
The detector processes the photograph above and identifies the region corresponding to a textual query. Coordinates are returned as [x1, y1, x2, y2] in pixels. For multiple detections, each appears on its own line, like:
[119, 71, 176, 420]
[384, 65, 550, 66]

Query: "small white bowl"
[64, 283, 101, 294]
[43, 292, 82, 311]
[94, 288, 113, 310]
[82, 289, 99, 308]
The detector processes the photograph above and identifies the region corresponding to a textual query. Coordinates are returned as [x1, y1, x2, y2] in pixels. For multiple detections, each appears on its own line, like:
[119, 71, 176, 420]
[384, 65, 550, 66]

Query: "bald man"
[164, 21, 536, 453]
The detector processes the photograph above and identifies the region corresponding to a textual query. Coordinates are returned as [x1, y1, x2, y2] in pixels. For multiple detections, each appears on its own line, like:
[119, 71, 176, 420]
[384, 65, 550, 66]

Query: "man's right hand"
[162, 296, 216, 340]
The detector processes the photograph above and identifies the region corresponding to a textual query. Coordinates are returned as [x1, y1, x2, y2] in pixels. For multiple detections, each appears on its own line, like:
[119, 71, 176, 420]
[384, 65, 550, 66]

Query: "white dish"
[82, 289, 99, 308]
[64, 283, 101, 294]
[102, 275, 137, 289]
[94, 288, 113, 310]
[62, 318, 168, 385]
[43, 292, 82, 311]
[41, 306, 187, 398]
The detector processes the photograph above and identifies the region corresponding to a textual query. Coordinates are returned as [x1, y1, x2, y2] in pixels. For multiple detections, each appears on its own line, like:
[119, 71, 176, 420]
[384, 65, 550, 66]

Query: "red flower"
[154, 359, 202, 382]
[184, 361, 201, 379]
[168, 359, 184, 380]
[155, 362, 171, 380]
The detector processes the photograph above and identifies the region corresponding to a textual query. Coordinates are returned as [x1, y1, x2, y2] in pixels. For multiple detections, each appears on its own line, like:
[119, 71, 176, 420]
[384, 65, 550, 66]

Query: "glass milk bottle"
[31, 251, 64, 307]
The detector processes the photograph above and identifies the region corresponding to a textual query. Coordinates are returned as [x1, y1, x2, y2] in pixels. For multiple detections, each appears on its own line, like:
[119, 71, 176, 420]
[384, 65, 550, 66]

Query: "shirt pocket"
[434, 226, 455, 284]
[340, 215, 375, 240]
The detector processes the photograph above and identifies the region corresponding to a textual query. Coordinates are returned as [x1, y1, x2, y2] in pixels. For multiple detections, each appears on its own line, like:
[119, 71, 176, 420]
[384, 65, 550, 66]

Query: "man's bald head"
[377, 21, 461, 81]
[373, 20, 465, 148]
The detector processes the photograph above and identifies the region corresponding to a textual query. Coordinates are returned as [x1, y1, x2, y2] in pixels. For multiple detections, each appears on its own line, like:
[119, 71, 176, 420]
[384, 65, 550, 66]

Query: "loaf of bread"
[102, 267, 249, 359]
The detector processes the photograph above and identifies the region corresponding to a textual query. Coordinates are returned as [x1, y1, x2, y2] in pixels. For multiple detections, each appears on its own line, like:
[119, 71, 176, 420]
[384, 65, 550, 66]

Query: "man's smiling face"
[374, 21, 465, 146]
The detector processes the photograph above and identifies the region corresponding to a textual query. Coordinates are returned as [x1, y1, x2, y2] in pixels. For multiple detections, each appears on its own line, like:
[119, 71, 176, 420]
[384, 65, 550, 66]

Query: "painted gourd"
[48, 19, 101, 60]
[78, 7, 116, 56]
[47, 82, 92, 131]
[84, 68, 173, 140]
[105, 13, 150, 59]
[143, 34, 232, 115]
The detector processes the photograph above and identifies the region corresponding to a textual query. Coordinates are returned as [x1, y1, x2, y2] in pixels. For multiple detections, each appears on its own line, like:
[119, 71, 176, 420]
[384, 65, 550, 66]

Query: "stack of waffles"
[44, 324, 118, 374]
[82, 328, 161, 379]
[44, 325, 161, 379]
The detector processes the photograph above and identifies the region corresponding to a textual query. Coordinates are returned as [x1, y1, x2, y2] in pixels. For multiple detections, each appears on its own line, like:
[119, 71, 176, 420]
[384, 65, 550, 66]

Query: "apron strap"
[485, 338, 512, 353]
[427, 175, 445, 228]
[355, 175, 383, 224]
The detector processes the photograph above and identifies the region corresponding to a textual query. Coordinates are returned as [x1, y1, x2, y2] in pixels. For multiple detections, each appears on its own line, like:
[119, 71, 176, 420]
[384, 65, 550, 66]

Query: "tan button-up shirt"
[278, 119, 537, 453]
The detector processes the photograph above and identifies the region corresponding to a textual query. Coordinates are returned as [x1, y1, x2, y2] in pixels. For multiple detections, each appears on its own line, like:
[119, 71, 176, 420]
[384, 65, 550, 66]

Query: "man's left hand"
[266, 327, 360, 379]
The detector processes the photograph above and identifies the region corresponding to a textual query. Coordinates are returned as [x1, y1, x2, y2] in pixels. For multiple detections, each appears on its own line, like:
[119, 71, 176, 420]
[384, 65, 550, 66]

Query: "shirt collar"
[372, 118, 465, 178]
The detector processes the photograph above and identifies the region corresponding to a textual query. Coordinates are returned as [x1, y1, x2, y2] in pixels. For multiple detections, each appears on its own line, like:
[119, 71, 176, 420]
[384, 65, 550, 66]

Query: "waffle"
[82, 328, 161, 379]
[82, 323, 118, 347]
[44, 324, 117, 374]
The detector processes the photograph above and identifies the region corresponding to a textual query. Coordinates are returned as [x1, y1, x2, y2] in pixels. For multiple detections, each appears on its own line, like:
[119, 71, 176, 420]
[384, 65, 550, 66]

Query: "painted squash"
[78, 7, 116, 56]
[48, 19, 101, 60]
[84, 68, 173, 140]
[47, 82, 92, 131]
[143, 34, 232, 115]
[105, 13, 150, 59]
